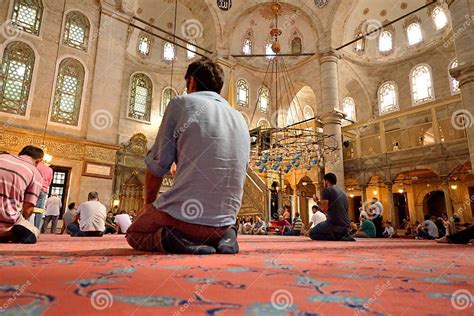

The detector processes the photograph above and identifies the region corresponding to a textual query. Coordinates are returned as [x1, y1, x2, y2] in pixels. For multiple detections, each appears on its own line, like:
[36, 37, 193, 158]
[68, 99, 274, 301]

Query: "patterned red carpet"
[0, 235, 473, 315]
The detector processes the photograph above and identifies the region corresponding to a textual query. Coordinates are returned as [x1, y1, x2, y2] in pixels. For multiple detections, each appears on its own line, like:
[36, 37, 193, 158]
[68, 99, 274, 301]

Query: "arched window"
[50, 58, 85, 126]
[63, 11, 90, 51]
[432, 6, 448, 30]
[449, 59, 460, 94]
[163, 42, 176, 61]
[378, 31, 393, 53]
[378, 82, 398, 114]
[341, 97, 356, 124]
[137, 34, 152, 57]
[11, 0, 43, 36]
[354, 32, 365, 53]
[242, 38, 252, 55]
[186, 41, 196, 59]
[411, 64, 434, 104]
[161, 87, 177, 114]
[236, 79, 249, 107]
[0, 41, 35, 116]
[291, 36, 302, 55]
[257, 118, 269, 128]
[257, 86, 270, 113]
[303, 105, 314, 120]
[407, 23, 423, 45]
[128, 73, 153, 122]
[265, 43, 276, 60]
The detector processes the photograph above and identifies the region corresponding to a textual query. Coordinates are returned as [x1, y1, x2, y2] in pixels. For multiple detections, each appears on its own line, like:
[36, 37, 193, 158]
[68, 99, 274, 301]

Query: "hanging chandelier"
[244, 1, 338, 175]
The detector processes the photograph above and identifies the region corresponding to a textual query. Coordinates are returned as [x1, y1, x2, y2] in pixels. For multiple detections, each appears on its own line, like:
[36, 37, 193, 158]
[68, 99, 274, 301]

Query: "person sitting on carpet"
[126, 58, 250, 255]
[308, 205, 326, 229]
[383, 221, 395, 238]
[417, 215, 439, 240]
[275, 215, 292, 235]
[354, 213, 376, 238]
[61, 203, 78, 235]
[114, 211, 132, 234]
[282, 205, 291, 223]
[436, 225, 474, 244]
[284, 212, 304, 236]
[0, 146, 43, 244]
[242, 217, 253, 235]
[67, 192, 107, 237]
[309, 173, 353, 241]
[104, 211, 117, 234]
[251, 216, 266, 235]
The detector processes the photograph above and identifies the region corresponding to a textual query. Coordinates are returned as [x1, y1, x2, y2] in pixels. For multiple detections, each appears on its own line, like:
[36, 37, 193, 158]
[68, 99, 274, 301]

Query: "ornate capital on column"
[319, 50, 341, 64]
[321, 110, 345, 126]
[450, 62, 474, 88]
[384, 182, 393, 190]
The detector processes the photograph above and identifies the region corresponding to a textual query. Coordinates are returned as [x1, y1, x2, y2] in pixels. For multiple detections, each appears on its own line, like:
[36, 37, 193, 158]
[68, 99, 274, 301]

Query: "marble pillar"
[385, 182, 397, 227]
[448, 0, 474, 172]
[441, 180, 454, 218]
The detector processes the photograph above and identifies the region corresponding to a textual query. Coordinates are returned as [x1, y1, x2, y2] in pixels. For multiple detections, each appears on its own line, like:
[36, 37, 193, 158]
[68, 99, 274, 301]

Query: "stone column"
[360, 184, 368, 205]
[448, 0, 474, 171]
[441, 179, 454, 218]
[320, 51, 345, 190]
[321, 111, 345, 191]
[86, 1, 134, 144]
[385, 182, 397, 227]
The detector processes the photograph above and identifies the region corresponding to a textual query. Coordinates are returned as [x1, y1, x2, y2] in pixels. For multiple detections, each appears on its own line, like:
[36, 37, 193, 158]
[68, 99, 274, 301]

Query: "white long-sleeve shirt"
[45, 196, 62, 216]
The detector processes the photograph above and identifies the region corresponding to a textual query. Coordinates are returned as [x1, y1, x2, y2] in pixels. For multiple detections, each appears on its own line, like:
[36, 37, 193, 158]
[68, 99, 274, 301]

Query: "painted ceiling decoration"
[217, 0, 232, 11]
[314, 0, 329, 8]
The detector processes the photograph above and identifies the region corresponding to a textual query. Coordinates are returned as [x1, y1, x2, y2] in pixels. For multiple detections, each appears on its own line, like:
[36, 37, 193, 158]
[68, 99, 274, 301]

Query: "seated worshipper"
[275, 215, 292, 235]
[354, 213, 376, 238]
[114, 211, 132, 234]
[349, 221, 358, 235]
[434, 216, 447, 238]
[242, 217, 253, 235]
[417, 215, 439, 240]
[383, 221, 395, 238]
[309, 205, 327, 230]
[126, 58, 250, 255]
[104, 211, 117, 234]
[251, 216, 267, 235]
[436, 225, 474, 244]
[282, 205, 291, 223]
[41, 192, 62, 234]
[61, 203, 78, 235]
[309, 173, 353, 241]
[67, 192, 107, 237]
[284, 212, 304, 236]
[0, 146, 43, 244]
[34, 160, 52, 230]
[368, 197, 384, 238]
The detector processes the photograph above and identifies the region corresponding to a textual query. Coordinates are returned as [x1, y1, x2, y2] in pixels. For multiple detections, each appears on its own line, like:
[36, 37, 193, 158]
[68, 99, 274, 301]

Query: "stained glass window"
[258, 86, 270, 113]
[11, 0, 43, 36]
[354, 32, 365, 53]
[63, 11, 90, 51]
[379, 31, 392, 53]
[186, 41, 196, 59]
[411, 65, 434, 104]
[163, 42, 176, 61]
[138, 34, 151, 57]
[51, 58, 85, 126]
[342, 97, 356, 124]
[378, 82, 398, 114]
[236, 79, 249, 107]
[242, 38, 252, 55]
[0, 41, 35, 116]
[161, 87, 177, 114]
[407, 23, 423, 46]
[432, 6, 448, 30]
[291, 37, 302, 54]
[449, 59, 460, 94]
[128, 73, 153, 122]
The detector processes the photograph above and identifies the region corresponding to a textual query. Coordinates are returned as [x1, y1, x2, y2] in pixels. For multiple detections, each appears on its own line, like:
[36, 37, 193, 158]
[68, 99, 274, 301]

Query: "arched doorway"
[423, 191, 446, 217]
[296, 176, 316, 226]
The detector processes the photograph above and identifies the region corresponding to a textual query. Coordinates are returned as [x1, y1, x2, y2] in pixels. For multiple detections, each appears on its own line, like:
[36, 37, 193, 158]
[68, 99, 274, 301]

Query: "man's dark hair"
[312, 205, 318, 210]
[18, 146, 44, 160]
[323, 173, 337, 185]
[185, 57, 224, 93]
[68, 202, 76, 210]
[88, 191, 99, 201]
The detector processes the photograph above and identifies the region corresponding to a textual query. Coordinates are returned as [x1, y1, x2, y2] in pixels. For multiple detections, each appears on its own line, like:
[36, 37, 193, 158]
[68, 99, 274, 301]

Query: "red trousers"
[126, 204, 230, 252]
